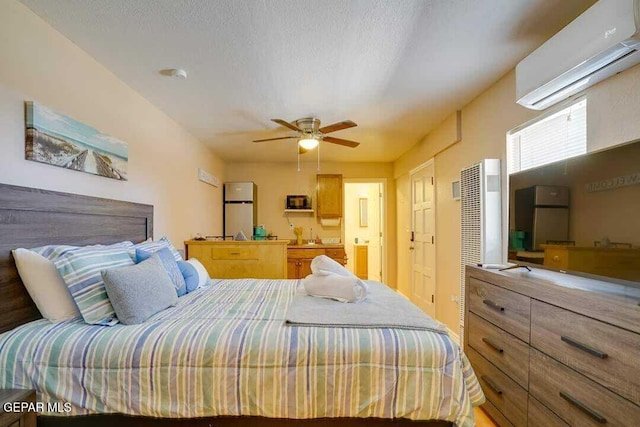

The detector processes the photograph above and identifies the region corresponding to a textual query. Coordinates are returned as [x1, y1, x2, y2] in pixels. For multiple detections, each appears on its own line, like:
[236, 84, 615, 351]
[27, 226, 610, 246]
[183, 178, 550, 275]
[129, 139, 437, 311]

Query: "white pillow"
[12, 249, 81, 322]
[186, 258, 212, 288]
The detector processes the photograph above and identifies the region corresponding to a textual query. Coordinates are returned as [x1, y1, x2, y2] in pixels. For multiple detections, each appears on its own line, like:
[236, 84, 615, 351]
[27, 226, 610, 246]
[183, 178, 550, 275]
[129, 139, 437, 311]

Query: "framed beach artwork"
[25, 101, 128, 181]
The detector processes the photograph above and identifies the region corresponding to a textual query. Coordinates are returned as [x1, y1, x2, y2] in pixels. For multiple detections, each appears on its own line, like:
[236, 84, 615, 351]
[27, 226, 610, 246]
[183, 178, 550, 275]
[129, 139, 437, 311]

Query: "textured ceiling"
[20, 0, 596, 162]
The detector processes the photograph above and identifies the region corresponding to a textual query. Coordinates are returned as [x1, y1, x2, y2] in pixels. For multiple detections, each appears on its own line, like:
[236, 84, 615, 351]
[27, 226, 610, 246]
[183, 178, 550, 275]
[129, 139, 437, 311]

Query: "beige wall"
[225, 162, 397, 287]
[0, 0, 225, 246]
[394, 63, 640, 332]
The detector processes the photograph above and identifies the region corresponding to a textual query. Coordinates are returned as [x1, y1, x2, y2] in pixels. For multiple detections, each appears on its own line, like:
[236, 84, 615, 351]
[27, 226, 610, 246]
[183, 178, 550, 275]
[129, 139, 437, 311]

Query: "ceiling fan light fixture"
[298, 137, 319, 150]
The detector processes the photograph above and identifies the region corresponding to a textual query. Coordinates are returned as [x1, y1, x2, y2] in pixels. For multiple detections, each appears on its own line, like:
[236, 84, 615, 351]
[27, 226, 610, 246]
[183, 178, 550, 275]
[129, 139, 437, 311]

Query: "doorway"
[343, 181, 385, 282]
[410, 160, 436, 317]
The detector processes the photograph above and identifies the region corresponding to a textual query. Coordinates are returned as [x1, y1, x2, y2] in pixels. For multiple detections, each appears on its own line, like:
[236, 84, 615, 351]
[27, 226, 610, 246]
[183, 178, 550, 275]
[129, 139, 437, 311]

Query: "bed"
[0, 184, 483, 426]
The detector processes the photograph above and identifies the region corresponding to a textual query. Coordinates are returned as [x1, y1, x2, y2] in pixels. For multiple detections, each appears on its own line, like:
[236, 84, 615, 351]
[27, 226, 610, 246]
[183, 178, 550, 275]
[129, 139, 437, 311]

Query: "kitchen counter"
[287, 243, 344, 249]
[185, 239, 289, 245]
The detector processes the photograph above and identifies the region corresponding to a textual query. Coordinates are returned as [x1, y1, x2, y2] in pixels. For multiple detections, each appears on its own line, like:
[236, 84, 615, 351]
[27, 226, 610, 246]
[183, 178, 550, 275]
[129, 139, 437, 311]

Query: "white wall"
[0, 0, 225, 246]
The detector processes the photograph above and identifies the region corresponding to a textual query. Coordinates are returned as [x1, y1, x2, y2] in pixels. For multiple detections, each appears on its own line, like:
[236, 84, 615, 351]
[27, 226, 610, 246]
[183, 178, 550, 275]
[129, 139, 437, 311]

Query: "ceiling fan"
[253, 117, 360, 152]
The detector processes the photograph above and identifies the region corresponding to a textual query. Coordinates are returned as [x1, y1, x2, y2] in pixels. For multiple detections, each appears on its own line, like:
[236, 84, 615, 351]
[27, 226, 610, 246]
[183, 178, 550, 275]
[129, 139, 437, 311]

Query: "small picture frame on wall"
[359, 198, 368, 227]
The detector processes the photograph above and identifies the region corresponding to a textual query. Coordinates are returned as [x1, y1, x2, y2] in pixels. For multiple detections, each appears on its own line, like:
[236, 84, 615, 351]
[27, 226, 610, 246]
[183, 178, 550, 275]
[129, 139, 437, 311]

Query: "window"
[507, 99, 587, 174]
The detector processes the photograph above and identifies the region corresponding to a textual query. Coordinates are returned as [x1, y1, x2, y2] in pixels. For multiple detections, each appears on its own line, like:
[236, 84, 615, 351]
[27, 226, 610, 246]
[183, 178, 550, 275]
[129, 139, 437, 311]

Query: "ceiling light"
[299, 138, 319, 150]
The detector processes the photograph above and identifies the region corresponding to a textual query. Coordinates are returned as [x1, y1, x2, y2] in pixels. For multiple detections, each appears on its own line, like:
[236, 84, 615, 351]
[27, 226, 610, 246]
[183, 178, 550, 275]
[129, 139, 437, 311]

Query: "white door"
[410, 161, 436, 317]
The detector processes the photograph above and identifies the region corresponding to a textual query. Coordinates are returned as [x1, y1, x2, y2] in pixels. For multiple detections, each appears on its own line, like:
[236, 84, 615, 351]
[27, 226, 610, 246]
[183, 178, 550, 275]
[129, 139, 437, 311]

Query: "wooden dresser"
[287, 245, 347, 279]
[185, 240, 288, 279]
[464, 265, 640, 426]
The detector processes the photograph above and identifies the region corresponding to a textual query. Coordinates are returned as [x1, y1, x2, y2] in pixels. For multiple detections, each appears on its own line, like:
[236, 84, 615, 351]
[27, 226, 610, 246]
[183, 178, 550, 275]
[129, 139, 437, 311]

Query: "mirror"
[359, 198, 368, 227]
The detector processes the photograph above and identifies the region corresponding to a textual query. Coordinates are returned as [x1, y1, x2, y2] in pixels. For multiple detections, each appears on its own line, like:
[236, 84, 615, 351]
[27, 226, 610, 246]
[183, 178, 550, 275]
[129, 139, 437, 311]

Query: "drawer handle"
[482, 337, 504, 353]
[482, 299, 505, 312]
[230, 252, 241, 255]
[553, 255, 561, 262]
[561, 336, 608, 359]
[480, 375, 502, 396]
[559, 391, 607, 424]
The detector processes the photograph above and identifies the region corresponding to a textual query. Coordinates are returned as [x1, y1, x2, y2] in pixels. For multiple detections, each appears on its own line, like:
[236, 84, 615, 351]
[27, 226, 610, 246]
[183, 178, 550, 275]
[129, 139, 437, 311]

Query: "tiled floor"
[474, 407, 497, 427]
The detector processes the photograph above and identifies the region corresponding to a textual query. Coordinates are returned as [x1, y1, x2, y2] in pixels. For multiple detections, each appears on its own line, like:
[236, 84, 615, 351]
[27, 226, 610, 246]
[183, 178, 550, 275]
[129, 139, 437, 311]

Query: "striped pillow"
[133, 236, 182, 262]
[51, 245, 134, 325]
[33, 241, 134, 258]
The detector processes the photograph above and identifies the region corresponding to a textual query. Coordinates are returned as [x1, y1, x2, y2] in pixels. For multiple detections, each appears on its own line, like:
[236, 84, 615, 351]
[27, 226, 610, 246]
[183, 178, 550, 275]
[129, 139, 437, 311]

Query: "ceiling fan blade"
[271, 119, 303, 132]
[253, 136, 297, 142]
[319, 120, 357, 134]
[323, 136, 360, 148]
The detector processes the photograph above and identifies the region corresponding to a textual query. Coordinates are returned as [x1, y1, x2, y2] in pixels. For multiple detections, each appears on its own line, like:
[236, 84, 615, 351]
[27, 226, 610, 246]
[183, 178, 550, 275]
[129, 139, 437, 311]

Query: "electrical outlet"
[451, 295, 460, 304]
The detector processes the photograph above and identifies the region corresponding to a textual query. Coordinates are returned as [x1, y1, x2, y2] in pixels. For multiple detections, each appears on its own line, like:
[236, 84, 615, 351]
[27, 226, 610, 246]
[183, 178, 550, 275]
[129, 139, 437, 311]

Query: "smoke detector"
[160, 68, 188, 80]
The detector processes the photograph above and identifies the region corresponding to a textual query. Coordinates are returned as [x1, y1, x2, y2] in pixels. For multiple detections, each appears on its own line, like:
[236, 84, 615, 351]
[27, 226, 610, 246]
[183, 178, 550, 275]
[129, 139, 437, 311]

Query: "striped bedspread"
[0, 279, 484, 426]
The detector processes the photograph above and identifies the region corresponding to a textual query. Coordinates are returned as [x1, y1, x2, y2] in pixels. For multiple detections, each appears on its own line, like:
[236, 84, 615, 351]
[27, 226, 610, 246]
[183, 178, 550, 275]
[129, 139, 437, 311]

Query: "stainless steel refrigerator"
[223, 182, 257, 239]
[515, 185, 569, 251]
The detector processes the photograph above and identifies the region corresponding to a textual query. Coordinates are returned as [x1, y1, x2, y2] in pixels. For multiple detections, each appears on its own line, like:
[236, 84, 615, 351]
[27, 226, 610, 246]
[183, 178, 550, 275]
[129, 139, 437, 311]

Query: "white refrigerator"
[223, 182, 257, 239]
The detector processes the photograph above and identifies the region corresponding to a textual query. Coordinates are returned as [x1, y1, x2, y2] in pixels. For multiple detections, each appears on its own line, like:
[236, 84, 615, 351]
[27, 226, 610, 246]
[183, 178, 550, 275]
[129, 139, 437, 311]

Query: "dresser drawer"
[467, 347, 528, 427]
[468, 312, 529, 388]
[528, 396, 568, 427]
[530, 349, 640, 426]
[287, 248, 325, 259]
[325, 248, 346, 260]
[531, 300, 640, 405]
[209, 245, 258, 260]
[482, 399, 514, 427]
[468, 278, 531, 342]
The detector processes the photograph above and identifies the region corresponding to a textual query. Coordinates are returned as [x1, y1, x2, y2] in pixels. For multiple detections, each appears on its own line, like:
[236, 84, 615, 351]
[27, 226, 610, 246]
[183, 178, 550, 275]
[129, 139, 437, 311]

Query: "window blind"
[507, 99, 587, 174]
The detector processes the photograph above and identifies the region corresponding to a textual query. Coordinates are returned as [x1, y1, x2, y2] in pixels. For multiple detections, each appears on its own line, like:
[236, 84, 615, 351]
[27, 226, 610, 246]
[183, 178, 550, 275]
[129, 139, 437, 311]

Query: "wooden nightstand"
[0, 389, 36, 427]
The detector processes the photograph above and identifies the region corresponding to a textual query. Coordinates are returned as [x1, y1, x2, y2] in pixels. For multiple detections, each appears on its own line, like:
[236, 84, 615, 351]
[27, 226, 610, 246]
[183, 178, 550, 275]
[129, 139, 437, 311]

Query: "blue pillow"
[178, 259, 211, 293]
[136, 248, 187, 296]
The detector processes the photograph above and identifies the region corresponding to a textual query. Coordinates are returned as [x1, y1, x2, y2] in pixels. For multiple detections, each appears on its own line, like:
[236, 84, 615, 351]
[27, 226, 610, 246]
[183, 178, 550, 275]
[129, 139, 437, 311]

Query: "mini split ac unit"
[517, 0, 640, 110]
[459, 159, 502, 344]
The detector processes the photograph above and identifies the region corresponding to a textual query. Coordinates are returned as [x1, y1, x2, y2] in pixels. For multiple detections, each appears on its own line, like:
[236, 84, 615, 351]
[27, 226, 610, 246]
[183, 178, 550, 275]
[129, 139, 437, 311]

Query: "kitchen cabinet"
[353, 244, 368, 280]
[185, 240, 288, 279]
[317, 174, 343, 218]
[287, 245, 347, 279]
[288, 258, 313, 279]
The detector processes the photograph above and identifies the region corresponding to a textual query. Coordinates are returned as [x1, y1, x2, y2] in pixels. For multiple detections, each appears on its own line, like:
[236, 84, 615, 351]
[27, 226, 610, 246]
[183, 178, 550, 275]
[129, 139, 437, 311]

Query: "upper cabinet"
[316, 174, 343, 219]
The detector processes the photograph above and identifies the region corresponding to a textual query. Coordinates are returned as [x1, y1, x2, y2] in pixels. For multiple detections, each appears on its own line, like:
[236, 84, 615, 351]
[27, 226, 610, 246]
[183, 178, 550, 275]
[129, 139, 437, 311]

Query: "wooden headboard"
[0, 183, 153, 333]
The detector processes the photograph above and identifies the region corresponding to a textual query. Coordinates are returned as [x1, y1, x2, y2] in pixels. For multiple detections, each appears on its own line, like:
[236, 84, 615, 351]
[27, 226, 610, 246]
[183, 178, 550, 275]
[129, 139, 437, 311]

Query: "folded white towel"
[302, 273, 368, 303]
[303, 255, 368, 303]
[310, 254, 352, 277]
